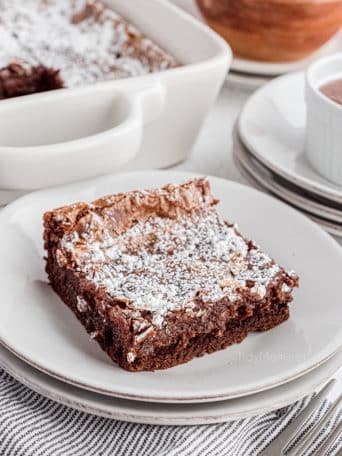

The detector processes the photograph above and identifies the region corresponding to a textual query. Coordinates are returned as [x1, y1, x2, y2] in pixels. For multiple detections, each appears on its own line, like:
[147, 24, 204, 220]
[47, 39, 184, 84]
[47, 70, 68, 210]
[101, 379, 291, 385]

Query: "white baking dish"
[0, 0, 231, 196]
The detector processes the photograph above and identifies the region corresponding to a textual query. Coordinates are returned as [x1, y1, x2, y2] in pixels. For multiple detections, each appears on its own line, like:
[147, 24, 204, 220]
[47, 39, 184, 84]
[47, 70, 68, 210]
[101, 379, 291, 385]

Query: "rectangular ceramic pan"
[0, 0, 231, 192]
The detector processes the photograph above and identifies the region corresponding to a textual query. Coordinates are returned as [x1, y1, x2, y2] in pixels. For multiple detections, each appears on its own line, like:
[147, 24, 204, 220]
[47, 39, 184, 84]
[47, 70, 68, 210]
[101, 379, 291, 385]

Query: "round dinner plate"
[0, 170, 341, 403]
[1, 343, 341, 425]
[238, 72, 342, 205]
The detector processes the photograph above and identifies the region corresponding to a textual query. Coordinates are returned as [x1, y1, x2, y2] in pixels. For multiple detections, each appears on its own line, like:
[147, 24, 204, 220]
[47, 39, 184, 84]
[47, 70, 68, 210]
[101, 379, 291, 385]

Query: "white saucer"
[1, 343, 341, 425]
[234, 154, 342, 238]
[0, 170, 341, 404]
[233, 136, 342, 238]
[226, 72, 272, 90]
[233, 127, 342, 226]
[238, 72, 342, 204]
[171, 0, 342, 77]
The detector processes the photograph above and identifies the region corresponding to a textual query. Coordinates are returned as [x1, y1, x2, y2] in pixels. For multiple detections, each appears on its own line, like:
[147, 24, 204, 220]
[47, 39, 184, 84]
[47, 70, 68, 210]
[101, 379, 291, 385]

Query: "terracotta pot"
[196, 0, 342, 62]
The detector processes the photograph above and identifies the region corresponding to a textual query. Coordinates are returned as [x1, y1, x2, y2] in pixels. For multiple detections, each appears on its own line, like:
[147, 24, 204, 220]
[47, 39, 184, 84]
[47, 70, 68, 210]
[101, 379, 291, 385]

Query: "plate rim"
[226, 72, 271, 90]
[1, 343, 341, 425]
[233, 127, 342, 225]
[0, 169, 342, 403]
[233, 141, 342, 237]
[238, 72, 342, 204]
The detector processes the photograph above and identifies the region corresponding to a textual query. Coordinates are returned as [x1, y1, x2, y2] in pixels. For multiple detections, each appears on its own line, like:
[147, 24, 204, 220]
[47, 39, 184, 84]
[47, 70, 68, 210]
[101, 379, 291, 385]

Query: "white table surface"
[174, 81, 342, 392]
[174, 83, 246, 181]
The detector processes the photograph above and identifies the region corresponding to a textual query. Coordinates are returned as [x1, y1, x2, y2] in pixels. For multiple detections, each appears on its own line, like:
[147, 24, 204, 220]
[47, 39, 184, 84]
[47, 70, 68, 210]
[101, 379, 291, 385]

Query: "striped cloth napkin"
[0, 369, 341, 456]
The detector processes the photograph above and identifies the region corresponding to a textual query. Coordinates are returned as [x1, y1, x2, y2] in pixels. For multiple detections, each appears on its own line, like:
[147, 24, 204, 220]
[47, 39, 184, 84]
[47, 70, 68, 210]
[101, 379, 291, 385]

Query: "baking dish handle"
[128, 81, 166, 126]
[0, 81, 166, 190]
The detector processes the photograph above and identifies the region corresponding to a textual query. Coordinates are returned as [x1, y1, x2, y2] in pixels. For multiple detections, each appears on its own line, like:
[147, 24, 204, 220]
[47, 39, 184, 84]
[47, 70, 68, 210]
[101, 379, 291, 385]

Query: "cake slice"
[43, 178, 299, 371]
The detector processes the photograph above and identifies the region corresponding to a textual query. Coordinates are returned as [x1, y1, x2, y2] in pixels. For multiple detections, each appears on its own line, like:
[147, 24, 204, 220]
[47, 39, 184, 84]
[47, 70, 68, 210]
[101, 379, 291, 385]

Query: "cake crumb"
[76, 296, 89, 313]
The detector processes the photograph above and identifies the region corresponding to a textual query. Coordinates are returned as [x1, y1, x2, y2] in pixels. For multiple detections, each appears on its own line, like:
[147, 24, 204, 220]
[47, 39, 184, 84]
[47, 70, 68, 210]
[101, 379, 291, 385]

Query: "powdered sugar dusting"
[0, 0, 177, 87]
[76, 296, 89, 312]
[60, 208, 282, 327]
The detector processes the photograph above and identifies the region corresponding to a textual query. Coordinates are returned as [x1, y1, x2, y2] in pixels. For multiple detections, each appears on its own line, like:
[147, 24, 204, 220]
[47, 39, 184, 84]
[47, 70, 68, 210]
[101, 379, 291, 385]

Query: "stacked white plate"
[0, 170, 341, 425]
[234, 72, 342, 238]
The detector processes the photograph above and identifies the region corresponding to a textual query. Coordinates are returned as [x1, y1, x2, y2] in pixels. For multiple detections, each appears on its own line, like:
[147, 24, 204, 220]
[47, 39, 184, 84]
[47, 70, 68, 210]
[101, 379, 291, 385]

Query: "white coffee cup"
[306, 54, 342, 186]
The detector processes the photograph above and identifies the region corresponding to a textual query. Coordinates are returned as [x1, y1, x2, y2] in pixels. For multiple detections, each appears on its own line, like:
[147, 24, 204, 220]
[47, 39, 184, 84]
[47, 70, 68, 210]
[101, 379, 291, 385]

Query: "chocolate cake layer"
[0, 63, 63, 99]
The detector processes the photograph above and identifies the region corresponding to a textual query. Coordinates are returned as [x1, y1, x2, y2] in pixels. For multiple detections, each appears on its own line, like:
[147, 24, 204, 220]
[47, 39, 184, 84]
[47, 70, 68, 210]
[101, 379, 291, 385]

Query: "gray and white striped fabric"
[0, 368, 341, 456]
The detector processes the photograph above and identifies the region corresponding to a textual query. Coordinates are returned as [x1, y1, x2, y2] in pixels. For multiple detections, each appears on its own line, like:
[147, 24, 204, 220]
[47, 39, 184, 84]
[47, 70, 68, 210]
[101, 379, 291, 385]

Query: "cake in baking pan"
[0, 0, 177, 99]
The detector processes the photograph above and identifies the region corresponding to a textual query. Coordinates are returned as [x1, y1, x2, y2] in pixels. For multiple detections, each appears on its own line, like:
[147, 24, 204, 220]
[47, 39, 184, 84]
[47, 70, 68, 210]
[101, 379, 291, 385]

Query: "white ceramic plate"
[233, 139, 342, 238]
[238, 72, 342, 205]
[171, 0, 342, 77]
[0, 170, 341, 403]
[1, 343, 341, 426]
[233, 127, 342, 225]
[234, 155, 342, 239]
[234, 154, 342, 239]
[226, 72, 272, 90]
[0, 189, 25, 207]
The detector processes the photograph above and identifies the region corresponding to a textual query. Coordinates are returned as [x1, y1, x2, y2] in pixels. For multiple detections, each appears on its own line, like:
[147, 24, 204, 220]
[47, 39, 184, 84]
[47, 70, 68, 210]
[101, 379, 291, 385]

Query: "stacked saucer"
[233, 72, 342, 238]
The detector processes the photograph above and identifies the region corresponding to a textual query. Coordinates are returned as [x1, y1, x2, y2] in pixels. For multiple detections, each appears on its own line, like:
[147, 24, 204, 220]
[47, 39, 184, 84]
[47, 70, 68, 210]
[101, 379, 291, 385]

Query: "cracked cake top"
[44, 178, 298, 328]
